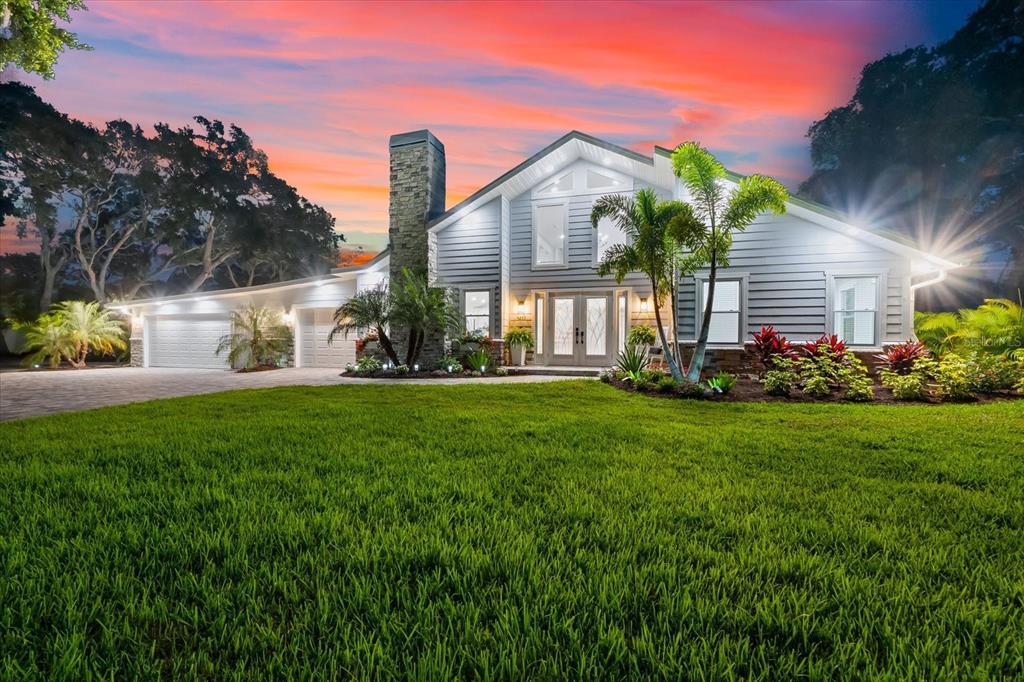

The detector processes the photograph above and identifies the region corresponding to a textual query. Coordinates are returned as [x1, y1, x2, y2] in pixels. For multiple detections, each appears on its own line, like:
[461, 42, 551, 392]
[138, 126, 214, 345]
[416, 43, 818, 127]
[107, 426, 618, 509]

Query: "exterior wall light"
[516, 299, 527, 317]
[639, 297, 650, 313]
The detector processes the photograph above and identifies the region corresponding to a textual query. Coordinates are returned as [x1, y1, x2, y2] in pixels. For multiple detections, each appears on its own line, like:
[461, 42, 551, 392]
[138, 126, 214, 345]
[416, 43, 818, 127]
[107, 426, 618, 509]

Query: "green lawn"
[1, 382, 1022, 679]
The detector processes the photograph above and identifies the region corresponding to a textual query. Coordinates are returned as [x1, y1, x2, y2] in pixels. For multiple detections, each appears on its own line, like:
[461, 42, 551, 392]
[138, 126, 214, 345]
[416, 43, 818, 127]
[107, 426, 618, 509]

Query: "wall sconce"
[516, 299, 527, 320]
[282, 310, 294, 325]
[639, 297, 650, 313]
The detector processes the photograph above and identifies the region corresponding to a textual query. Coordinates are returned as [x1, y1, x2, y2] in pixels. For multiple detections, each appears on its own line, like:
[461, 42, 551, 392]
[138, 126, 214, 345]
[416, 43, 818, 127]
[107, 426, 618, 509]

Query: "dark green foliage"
[503, 328, 534, 349]
[965, 353, 1020, 393]
[626, 325, 656, 347]
[464, 347, 490, 373]
[1, 383, 1021, 678]
[706, 371, 737, 395]
[615, 343, 650, 380]
[0, 0, 90, 79]
[674, 380, 706, 398]
[656, 375, 677, 393]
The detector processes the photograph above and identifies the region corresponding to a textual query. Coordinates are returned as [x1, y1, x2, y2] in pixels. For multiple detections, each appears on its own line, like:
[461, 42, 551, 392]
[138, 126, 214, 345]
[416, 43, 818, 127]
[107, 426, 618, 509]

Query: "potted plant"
[504, 328, 534, 366]
[626, 325, 656, 355]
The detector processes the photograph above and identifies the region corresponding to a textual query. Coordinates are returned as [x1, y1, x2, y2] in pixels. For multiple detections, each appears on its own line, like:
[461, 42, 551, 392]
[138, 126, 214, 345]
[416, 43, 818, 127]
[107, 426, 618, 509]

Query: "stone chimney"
[388, 129, 446, 365]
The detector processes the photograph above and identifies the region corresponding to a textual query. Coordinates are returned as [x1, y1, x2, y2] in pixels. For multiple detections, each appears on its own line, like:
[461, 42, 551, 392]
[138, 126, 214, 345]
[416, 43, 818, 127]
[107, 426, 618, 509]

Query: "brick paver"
[0, 367, 576, 421]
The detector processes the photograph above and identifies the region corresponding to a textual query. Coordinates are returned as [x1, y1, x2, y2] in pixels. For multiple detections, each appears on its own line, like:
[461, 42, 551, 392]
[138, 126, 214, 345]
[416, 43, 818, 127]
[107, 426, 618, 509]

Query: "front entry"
[547, 291, 615, 366]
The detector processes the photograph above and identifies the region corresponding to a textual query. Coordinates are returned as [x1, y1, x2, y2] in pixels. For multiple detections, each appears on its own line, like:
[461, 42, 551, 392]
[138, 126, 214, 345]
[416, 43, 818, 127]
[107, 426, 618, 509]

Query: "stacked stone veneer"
[388, 130, 448, 368]
[129, 316, 144, 367]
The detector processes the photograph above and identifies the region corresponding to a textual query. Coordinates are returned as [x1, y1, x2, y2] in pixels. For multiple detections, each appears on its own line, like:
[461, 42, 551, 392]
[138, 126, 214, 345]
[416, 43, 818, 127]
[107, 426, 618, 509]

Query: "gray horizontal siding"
[678, 213, 911, 343]
[435, 198, 501, 288]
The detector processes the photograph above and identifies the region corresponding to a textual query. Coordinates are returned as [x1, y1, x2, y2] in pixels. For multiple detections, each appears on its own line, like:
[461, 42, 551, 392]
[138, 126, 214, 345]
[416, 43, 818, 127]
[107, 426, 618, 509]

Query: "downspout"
[910, 268, 947, 291]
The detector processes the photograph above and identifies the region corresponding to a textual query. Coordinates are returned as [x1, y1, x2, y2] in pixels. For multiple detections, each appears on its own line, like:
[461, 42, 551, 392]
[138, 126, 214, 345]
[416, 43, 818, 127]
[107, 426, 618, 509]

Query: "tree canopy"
[0, 0, 91, 79]
[800, 0, 1023, 299]
[0, 83, 341, 315]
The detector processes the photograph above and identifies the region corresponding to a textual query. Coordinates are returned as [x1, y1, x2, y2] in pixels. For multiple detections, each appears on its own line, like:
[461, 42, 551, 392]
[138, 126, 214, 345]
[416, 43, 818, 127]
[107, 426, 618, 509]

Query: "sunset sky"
[6, 0, 976, 255]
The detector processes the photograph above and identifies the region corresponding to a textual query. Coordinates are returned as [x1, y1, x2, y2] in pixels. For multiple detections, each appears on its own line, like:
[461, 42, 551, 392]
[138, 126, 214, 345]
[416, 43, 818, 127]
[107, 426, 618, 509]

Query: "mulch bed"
[608, 374, 1022, 405]
[341, 369, 509, 380]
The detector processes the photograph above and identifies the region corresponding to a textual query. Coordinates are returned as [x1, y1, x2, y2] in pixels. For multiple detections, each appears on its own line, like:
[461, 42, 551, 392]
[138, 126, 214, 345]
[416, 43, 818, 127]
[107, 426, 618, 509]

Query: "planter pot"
[510, 344, 527, 366]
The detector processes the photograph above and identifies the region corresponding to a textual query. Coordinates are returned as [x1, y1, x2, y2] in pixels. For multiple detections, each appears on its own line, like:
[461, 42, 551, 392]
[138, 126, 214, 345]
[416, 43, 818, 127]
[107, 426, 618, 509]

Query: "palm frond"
[670, 142, 725, 218]
[721, 175, 788, 231]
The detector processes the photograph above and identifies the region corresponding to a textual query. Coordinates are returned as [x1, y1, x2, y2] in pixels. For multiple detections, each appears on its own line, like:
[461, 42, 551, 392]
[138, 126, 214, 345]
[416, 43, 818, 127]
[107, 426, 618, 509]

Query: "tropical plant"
[495, 366, 510, 377]
[591, 188, 698, 382]
[438, 355, 463, 373]
[346, 355, 383, 375]
[843, 357, 875, 401]
[655, 375, 677, 393]
[915, 295, 1024, 357]
[465, 347, 491, 373]
[752, 325, 796, 371]
[762, 357, 798, 396]
[626, 325, 656, 347]
[615, 343, 651, 381]
[675, 380, 706, 398]
[15, 312, 74, 368]
[802, 334, 847, 360]
[706, 371, 737, 395]
[390, 268, 462, 368]
[51, 300, 127, 368]
[330, 284, 400, 367]
[875, 340, 928, 375]
[670, 143, 788, 382]
[504, 328, 534, 349]
[964, 353, 1020, 393]
[215, 304, 291, 369]
[394, 364, 410, 375]
[881, 371, 927, 401]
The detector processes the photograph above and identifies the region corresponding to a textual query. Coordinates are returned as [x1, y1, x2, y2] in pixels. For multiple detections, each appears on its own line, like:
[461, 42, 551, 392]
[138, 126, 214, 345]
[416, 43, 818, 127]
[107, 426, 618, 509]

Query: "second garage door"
[148, 314, 232, 368]
[299, 308, 355, 368]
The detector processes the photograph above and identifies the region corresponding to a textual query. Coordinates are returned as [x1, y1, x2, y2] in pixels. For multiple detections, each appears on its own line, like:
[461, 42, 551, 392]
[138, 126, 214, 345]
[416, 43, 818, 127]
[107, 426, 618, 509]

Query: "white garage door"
[148, 315, 232, 369]
[299, 308, 355, 368]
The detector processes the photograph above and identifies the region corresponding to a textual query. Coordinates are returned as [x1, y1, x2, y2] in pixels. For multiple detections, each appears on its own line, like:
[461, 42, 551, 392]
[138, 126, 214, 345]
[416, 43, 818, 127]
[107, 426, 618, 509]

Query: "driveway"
[0, 367, 577, 421]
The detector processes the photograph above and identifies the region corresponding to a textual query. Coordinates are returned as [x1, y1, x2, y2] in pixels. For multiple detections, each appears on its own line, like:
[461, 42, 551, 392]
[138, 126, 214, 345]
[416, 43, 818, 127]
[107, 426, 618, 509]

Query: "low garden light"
[414, 363, 419, 372]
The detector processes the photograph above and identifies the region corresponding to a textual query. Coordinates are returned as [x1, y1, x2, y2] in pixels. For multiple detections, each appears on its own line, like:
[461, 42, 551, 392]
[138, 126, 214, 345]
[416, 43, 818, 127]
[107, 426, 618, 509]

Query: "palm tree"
[591, 188, 695, 382]
[15, 313, 75, 368]
[329, 284, 401, 366]
[215, 303, 292, 369]
[389, 268, 462, 367]
[916, 292, 1024, 356]
[671, 143, 788, 382]
[52, 300, 128, 368]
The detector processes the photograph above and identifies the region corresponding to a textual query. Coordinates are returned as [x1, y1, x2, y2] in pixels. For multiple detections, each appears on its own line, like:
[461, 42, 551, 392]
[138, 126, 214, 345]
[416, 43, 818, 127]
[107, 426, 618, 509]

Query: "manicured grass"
[1, 382, 1022, 679]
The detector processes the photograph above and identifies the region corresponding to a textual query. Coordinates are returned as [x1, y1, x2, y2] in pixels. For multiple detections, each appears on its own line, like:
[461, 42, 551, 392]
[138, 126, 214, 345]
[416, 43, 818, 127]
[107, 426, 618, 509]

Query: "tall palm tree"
[389, 268, 462, 367]
[671, 143, 788, 382]
[52, 300, 127, 368]
[15, 313, 75, 368]
[215, 303, 292, 369]
[329, 283, 401, 366]
[591, 188, 695, 382]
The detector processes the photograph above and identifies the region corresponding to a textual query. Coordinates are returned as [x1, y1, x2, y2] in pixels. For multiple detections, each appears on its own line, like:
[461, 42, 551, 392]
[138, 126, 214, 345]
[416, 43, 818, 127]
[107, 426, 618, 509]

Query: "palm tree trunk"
[378, 329, 401, 366]
[687, 252, 717, 382]
[404, 328, 420, 366]
[650, 277, 683, 382]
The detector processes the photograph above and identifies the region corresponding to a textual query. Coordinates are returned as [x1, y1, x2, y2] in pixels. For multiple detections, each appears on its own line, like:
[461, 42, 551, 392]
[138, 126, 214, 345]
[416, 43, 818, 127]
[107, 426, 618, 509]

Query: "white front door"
[298, 308, 355, 368]
[546, 292, 614, 366]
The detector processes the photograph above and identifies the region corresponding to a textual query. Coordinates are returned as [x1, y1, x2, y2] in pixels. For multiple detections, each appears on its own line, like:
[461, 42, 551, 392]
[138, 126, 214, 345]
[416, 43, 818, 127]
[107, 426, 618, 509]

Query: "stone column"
[129, 316, 144, 367]
[388, 130, 447, 368]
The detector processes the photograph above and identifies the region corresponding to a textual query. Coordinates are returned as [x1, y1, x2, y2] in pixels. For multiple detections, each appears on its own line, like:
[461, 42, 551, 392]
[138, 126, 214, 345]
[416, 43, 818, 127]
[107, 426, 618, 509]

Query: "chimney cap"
[389, 129, 444, 152]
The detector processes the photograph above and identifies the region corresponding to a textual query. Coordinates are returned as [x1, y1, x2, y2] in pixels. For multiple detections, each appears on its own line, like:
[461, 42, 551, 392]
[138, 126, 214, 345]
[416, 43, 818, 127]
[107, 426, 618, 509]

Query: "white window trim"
[531, 161, 633, 200]
[534, 293, 545, 358]
[532, 200, 570, 270]
[825, 271, 886, 348]
[461, 287, 494, 337]
[693, 274, 748, 347]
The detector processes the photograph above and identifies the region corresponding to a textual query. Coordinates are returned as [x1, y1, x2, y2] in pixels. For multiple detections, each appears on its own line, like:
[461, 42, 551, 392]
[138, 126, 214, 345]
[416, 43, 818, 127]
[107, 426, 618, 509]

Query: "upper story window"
[536, 171, 574, 196]
[586, 169, 619, 190]
[531, 162, 631, 199]
[701, 280, 742, 344]
[594, 216, 630, 264]
[464, 290, 490, 335]
[534, 202, 568, 268]
[833, 276, 878, 345]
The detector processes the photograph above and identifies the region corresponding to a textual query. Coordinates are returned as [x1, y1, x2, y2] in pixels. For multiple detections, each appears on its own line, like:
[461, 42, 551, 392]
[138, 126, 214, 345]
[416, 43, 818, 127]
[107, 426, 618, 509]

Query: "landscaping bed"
[1, 382, 1022, 677]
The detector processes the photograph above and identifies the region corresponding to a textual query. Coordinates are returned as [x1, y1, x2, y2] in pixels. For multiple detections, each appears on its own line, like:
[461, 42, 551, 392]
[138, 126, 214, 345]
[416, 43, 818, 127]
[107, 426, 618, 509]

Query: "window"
[536, 171, 573, 196]
[701, 280, 742, 344]
[617, 294, 627, 353]
[833, 276, 877, 345]
[464, 290, 490, 335]
[595, 216, 630, 264]
[535, 295, 544, 354]
[586, 169, 618, 190]
[534, 203, 567, 267]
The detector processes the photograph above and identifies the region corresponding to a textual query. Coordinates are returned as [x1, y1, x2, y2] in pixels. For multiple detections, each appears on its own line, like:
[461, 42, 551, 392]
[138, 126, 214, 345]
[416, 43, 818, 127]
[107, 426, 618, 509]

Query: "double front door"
[547, 291, 615, 366]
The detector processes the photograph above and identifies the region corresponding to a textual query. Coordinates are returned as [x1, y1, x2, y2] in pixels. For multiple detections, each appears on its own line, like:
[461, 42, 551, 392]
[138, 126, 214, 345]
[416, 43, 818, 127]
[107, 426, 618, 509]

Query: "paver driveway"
[0, 367, 575, 421]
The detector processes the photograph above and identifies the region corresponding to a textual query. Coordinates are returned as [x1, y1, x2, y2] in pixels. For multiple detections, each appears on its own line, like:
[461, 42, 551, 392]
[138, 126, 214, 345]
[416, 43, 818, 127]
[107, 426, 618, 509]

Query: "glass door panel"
[552, 296, 576, 359]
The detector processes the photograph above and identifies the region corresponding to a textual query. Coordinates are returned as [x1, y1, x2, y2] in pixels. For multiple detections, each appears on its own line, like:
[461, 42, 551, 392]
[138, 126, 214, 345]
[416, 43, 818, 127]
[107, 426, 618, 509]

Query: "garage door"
[299, 308, 355, 368]
[148, 315, 232, 369]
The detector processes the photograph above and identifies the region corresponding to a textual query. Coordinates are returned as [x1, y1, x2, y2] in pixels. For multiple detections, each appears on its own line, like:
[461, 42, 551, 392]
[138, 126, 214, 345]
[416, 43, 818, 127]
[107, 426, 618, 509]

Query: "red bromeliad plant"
[752, 325, 796, 369]
[802, 334, 847, 360]
[875, 340, 928, 375]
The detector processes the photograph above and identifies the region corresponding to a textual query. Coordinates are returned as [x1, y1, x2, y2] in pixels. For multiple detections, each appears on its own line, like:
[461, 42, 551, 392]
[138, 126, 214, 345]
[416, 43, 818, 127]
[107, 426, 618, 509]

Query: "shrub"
[875, 340, 928, 375]
[676, 380, 706, 398]
[844, 368, 875, 402]
[616, 343, 650, 381]
[752, 325, 795, 370]
[803, 374, 831, 398]
[634, 377, 657, 392]
[964, 353, 1019, 393]
[598, 368, 615, 383]
[504, 328, 534, 349]
[438, 355, 463, 373]
[881, 371, 926, 400]
[626, 325, 656, 347]
[495, 366, 510, 377]
[465, 347, 491, 373]
[763, 358, 798, 396]
[706, 371, 736, 395]
[395, 364, 410, 375]
[349, 356, 383, 374]
[656, 375, 677, 393]
[932, 353, 973, 401]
